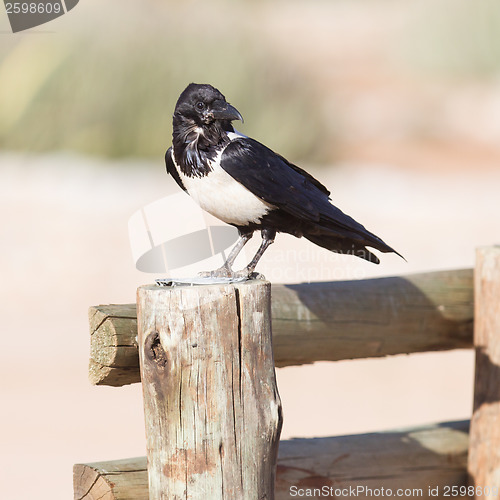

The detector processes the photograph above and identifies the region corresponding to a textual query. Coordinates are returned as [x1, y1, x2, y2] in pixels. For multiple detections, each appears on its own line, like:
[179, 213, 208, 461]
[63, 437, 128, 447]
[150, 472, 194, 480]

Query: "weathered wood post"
[137, 279, 282, 499]
[469, 246, 500, 493]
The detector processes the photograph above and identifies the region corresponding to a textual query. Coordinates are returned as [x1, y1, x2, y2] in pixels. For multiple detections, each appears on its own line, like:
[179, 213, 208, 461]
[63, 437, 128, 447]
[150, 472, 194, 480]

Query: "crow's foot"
[233, 268, 266, 280]
[197, 266, 234, 279]
[197, 267, 265, 280]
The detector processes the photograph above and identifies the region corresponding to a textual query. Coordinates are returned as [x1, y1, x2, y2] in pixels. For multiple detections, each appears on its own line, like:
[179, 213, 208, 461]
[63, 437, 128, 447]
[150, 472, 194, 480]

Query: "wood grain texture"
[89, 269, 473, 386]
[73, 457, 148, 500]
[88, 304, 138, 386]
[137, 280, 282, 499]
[468, 246, 500, 492]
[74, 420, 469, 499]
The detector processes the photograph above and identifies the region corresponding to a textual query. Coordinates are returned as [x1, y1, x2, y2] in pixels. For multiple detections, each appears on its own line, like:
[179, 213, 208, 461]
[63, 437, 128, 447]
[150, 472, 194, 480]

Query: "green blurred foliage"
[3, 0, 498, 165]
[403, 0, 500, 77]
[0, 3, 325, 162]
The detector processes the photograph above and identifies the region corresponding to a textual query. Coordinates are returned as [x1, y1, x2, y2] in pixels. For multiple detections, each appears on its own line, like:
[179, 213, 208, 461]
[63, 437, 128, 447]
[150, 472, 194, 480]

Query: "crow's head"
[174, 83, 243, 127]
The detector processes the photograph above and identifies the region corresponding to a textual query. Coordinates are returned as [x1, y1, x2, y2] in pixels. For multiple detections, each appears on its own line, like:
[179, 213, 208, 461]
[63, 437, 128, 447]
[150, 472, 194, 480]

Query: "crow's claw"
[197, 267, 234, 279]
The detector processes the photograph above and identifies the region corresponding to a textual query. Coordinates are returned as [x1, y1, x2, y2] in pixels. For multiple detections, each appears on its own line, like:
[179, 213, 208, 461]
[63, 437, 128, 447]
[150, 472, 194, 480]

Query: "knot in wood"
[144, 331, 168, 369]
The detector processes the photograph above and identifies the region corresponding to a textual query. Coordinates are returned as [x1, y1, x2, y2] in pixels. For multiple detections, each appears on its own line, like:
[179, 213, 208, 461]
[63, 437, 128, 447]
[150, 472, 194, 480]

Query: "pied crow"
[166, 83, 402, 278]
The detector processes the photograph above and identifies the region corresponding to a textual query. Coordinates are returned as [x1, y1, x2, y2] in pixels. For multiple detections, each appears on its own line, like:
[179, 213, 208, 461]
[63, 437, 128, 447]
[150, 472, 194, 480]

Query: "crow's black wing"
[165, 147, 187, 192]
[221, 138, 366, 233]
[220, 138, 402, 261]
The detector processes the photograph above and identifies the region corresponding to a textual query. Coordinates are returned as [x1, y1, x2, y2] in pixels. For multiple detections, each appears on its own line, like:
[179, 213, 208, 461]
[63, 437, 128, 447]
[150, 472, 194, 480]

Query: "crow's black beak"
[210, 100, 244, 123]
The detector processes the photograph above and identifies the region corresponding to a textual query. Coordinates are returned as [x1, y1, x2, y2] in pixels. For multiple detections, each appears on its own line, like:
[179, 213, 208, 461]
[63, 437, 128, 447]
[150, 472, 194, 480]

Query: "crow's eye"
[196, 102, 205, 111]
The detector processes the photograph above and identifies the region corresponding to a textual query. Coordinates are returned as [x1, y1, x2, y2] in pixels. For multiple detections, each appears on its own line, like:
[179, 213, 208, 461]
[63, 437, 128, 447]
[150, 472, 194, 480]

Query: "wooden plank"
[73, 457, 148, 500]
[74, 420, 469, 499]
[137, 280, 282, 499]
[468, 246, 500, 492]
[88, 304, 138, 386]
[88, 269, 473, 386]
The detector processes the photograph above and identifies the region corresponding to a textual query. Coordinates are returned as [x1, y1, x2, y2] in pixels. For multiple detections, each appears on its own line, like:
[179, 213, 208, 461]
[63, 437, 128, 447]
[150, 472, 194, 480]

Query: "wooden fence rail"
[74, 420, 469, 500]
[89, 269, 473, 387]
[76, 248, 500, 499]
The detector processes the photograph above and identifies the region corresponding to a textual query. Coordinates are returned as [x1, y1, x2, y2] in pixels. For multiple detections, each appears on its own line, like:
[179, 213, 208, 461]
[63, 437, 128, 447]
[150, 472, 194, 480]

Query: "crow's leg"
[198, 229, 253, 278]
[224, 231, 253, 269]
[235, 228, 276, 279]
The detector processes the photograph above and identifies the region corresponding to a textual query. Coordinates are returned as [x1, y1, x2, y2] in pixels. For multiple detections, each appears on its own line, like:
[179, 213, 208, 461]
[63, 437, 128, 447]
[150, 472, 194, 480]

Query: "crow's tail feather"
[304, 229, 404, 265]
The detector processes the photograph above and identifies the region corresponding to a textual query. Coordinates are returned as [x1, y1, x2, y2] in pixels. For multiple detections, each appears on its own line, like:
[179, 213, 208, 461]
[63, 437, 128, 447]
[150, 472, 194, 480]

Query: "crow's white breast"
[170, 144, 275, 226]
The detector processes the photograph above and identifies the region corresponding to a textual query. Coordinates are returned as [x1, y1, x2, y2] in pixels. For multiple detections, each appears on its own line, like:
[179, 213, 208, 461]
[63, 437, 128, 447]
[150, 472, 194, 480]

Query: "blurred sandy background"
[1, 1, 500, 498]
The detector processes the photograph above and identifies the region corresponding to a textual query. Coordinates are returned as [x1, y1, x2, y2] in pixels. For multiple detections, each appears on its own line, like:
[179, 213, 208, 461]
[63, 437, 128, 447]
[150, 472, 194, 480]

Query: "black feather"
[165, 147, 187, 192]
[220, 137, 402, 261]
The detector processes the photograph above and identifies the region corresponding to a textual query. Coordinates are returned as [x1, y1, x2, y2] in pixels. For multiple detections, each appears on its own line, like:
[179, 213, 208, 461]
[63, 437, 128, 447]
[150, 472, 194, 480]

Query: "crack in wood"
[74, 471, 100, 500]
[235, 288, 243, 403]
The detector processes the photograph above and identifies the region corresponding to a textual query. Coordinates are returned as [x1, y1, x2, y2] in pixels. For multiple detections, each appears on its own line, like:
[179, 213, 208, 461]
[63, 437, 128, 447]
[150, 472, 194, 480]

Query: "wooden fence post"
[89, 269, 474, 387]
[137, 280, 282, 500]
[469, 246, 500, 492]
